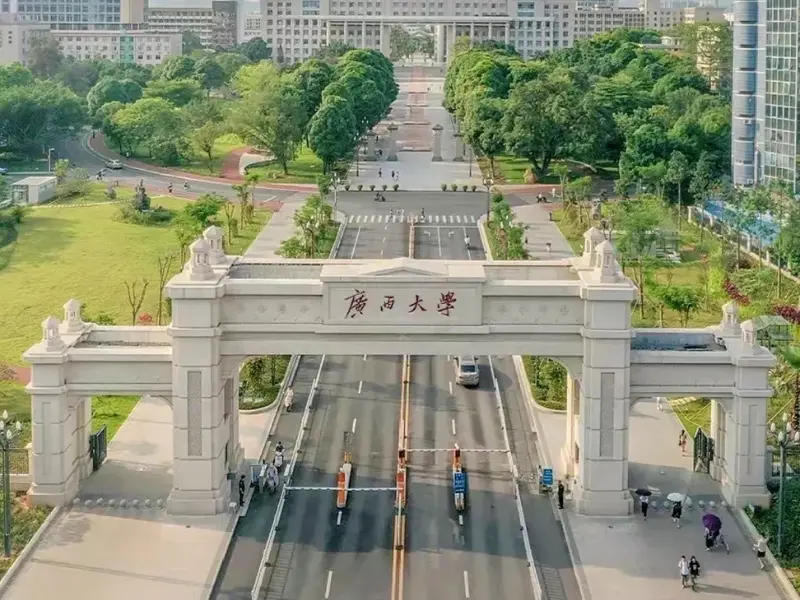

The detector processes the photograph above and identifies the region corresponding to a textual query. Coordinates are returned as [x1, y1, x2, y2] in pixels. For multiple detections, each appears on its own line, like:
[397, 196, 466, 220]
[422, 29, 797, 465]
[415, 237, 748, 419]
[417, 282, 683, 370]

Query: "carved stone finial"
[63, 299, 84, 333]
[432, 124, 443, 133]
[203, 226, 226, 265]
[595, 239, 618, 282]
[42, 316, 65, 351]
[188, 238, 214, 281]
[387, 122, 398, 132]
[740, 319, 759, 353]
[583, 227, 606, 266]
[719, 301, 742, 336]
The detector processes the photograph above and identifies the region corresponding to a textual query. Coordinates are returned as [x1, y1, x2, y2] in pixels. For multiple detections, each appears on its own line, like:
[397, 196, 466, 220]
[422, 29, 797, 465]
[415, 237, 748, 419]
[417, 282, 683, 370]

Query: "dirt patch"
[0, 364, 30, 385]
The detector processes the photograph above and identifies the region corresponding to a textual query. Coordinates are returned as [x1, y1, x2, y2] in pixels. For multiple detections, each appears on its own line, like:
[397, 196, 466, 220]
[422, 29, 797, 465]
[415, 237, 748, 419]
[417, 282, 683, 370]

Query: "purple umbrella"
[703, 513, 721, 531]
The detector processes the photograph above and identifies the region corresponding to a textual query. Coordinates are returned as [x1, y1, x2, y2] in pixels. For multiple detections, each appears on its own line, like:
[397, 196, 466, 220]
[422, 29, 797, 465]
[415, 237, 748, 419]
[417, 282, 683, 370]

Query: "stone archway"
[23, 228, 776, 516]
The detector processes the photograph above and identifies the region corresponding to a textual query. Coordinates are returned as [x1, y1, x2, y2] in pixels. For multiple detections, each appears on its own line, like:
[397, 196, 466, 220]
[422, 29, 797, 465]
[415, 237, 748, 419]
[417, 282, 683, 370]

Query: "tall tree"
[232, 80, 306, 174]
[87, 76, 143, 116]
[158, 55, 197, 81]
[194, 57, 226, 92]
[462, 95, 506, 177]
[666, 150, 690, 230]
[308, 96, 358, 173]
[182, 30, 205, 55]
[143, 78, 203, 107]
[503, 68, 586, 179]
[27, 34, 63, 79]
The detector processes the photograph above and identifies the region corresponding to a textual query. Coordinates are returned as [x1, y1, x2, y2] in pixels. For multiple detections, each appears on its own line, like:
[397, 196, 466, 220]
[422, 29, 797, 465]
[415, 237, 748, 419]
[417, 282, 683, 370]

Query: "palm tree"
[232, 183, 250, 228]
[774, 346, 800, 430]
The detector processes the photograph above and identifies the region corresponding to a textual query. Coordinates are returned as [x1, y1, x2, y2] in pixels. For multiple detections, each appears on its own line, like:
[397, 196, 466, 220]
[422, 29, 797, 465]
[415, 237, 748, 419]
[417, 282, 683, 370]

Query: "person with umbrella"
[668, 492, 685, 528]
[636, 488, 652, 521]
[703, 513, 729, 553]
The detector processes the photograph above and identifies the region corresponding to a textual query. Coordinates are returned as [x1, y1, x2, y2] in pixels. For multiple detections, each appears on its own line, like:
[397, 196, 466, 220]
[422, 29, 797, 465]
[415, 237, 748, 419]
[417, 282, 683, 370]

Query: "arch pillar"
[25, 317, 80, 507]
[225, 374, 243, 473]
[75, 396, 93, 481]
[167, 239, 230, 515]
[560, 374, 580, 477]
[572, 241, 636, 516]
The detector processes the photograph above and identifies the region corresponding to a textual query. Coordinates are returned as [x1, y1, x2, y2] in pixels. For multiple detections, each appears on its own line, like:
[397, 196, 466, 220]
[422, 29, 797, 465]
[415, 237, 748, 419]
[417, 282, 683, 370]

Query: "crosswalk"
[347, 213, 478, 225]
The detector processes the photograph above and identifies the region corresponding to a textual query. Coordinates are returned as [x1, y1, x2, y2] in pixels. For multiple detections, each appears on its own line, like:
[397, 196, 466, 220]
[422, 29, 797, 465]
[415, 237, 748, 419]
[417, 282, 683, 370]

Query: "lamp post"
[770, 412, 800, 557]
[0, 410, 23, 558]
[483, 176, 494, 221]
[47, 148, 56, 172]
[331, 173, 341, 218]
[468, 145, 473, 178]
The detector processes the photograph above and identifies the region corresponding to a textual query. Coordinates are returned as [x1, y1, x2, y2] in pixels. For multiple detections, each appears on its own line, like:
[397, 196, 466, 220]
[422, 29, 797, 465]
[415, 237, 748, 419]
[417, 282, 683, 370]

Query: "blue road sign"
[542, 468, 554, 487]
[453, 472, 466, 493]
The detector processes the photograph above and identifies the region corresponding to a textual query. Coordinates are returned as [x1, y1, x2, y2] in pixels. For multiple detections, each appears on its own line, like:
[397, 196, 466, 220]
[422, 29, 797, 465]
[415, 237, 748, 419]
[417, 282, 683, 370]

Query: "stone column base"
[572, 484, 633, 516]
[452, 156, 464, 162]
[432, 156, 443, 162]
[167, 486, 230, 516]
[28, 475, 79, 508]
[387, 156, 398, 162]
[722, 481, 770, 510]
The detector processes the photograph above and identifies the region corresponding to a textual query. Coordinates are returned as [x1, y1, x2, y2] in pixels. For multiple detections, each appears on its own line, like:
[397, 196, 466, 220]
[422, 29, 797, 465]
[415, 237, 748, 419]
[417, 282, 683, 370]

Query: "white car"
[105, 159, 123, 170]
[454, 356, 480, 387]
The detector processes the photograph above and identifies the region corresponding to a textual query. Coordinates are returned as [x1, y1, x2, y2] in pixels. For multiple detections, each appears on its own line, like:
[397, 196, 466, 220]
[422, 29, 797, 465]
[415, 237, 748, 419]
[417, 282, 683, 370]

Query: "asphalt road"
[256, 217, 410, 600]
[54, 135, 297, 202]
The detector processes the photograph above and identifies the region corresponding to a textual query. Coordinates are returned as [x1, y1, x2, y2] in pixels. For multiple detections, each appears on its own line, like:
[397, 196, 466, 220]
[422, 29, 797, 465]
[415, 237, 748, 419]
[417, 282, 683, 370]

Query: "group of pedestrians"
[678, 555, 702, 590]
[376, 168, 400, 181]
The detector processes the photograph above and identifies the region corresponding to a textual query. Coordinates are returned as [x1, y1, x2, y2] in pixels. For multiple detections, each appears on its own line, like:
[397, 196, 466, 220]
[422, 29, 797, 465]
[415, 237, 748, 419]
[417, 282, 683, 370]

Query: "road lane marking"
[456, 215, 462, 224]
[350, 226, 362, 259]
[449, 381, 453, 395]
[370, 214, 375, 223]
[470, 215, 476, 223]
[463, 226, 472, 260]
[358, 381, 363, 394]
[337, 510, 343, 525]
[349, 215, 355, 223]
[463, 571, 470, 599]
[458, 514, 464, 525]
[382, 237, 386, 243]
[381, 249, 384, 257]
[325, 570, 333, 598]
[451, 419, 456, 436]
[352, 418, 358, 433]
[363, 354, 368, 361]
[437, 226, 442, 257]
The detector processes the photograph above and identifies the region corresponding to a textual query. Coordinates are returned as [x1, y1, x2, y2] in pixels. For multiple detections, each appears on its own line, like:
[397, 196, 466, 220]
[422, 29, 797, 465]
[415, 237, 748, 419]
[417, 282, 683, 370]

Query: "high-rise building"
[732, 0, 799, 191]
[147, 0, 242, 47]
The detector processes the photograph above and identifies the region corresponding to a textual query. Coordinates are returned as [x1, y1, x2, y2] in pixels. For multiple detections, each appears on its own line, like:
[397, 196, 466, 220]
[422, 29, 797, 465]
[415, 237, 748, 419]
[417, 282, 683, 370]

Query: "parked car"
[0, 166, 8, 175]
[105, 159, 123, 170]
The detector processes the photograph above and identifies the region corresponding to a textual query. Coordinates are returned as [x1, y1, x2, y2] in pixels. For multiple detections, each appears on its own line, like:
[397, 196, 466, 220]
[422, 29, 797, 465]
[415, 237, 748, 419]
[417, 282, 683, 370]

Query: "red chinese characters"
[345, 289, 367, 319]
[437, 291, 457, 316]
[408, 294, 427, 313]
[380, 295, 395, 312]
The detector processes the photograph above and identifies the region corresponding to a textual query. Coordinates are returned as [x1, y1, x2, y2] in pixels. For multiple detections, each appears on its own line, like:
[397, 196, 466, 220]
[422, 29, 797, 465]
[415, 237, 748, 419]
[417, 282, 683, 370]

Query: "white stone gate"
[23, 227, 774, 516]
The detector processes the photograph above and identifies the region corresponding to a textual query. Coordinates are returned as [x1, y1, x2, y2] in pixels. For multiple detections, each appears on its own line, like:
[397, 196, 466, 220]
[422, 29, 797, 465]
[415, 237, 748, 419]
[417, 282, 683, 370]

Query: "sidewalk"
[87, 133, 315, 193]
[243, 193, 308, 259]
[511, 200, 786, 600]
[513, 202, 574, 259]
[3, 397, 278, 600]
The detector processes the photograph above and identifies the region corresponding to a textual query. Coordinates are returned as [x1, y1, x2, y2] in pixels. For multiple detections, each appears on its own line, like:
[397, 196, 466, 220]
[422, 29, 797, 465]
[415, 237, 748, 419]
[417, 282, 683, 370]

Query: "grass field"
[0, 193, 270, 367]
[0, 153, 52, 174]
[246, 146, 324, 184]
[479, 155, 619, 185]
[127, 133, 245, 177]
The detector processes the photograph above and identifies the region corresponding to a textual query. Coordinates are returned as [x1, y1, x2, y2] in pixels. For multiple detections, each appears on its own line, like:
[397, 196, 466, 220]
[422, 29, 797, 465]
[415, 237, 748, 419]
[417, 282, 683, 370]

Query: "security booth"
[11, 176, 57, 205]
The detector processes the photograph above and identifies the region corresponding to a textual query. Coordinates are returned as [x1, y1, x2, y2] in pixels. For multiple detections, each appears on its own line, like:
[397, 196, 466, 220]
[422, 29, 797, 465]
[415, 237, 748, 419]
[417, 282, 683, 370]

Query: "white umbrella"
[667, 492, 685, 503]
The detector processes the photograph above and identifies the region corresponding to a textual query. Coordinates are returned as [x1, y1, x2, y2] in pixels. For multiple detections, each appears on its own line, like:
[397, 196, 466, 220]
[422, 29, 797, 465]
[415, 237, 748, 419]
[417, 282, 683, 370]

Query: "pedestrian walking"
[546, 242, 552, 256]
[378, 168, 382, 178]
[688, 556, 700, 590]
[238, 474, 246, 507]
[754, 535, 769, 570]
[678, 555, 690, 588]
[557, 480, 565, 509]
[671, 501, 683, 528]
[656, 396, 664, 412]
[390, 170, 395, 180]
[395, 170, 400, 181]
[640, 495, 649, 521]
[679, 429, 688, 455]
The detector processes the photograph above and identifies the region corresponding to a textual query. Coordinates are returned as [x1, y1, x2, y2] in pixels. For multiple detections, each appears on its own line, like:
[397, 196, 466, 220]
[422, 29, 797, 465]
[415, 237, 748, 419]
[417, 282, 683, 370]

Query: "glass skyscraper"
[733, 0, 800, 191]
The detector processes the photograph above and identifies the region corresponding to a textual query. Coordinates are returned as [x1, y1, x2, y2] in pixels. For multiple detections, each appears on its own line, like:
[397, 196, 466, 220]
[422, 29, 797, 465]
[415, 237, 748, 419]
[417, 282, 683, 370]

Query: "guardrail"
[250, 356, 326, 600]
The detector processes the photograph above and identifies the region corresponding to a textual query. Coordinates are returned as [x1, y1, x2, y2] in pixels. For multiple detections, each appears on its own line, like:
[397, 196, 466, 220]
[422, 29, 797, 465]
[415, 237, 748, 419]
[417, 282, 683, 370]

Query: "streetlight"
[468, 145, 473, 178]
[770, 412, 800, 557]
[47, 148, 56, 172]
[331, 173, 342, 218]
[0, 410, 23, 558]
[483, 176, 494, 221]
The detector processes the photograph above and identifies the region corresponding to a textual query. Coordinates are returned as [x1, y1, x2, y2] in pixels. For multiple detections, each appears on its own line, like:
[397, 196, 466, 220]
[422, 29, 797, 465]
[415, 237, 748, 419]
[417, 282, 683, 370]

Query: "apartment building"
[244, 10, 262, 39]
[0, 18, 182, 66]
[0, 0, 125, 30]
[731, 0, 799, 190]
[147, 0, 243, 47]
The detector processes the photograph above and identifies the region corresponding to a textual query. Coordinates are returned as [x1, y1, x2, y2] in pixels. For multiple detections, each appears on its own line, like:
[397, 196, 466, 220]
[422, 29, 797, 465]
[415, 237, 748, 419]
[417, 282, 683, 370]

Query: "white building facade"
[260, 0, 728, 64]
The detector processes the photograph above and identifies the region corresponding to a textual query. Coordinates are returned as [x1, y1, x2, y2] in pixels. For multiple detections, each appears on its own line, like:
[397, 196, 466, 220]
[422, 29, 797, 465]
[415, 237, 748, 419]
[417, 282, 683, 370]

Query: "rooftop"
[631, 330, 725, 352]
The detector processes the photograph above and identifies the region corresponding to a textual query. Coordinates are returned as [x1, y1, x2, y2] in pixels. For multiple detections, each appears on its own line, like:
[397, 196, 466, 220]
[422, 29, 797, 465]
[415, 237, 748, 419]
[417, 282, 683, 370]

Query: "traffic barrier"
[396, 469, 406, 508]
[336, 467, 349, 509]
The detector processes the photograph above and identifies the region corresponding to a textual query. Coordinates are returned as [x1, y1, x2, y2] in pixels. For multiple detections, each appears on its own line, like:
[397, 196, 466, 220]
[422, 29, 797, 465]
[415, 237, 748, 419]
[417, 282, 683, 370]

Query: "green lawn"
[0, 192, 270, 367]
[246, 145, 325, 184]
[127, 133, 245, 178]
[239, 355, 291, 410]
[480, 155, 619, 185]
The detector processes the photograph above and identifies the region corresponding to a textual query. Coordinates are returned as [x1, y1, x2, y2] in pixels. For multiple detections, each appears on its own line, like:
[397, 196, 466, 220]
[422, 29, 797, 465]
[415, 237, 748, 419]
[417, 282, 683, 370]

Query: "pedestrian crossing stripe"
[347, 214, 478, 224]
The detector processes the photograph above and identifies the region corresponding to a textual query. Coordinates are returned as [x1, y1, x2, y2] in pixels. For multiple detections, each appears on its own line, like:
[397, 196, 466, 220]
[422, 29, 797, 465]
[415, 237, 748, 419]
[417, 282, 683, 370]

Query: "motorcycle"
[274, 450, 284, 470]
[283, 388, 294, 412]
